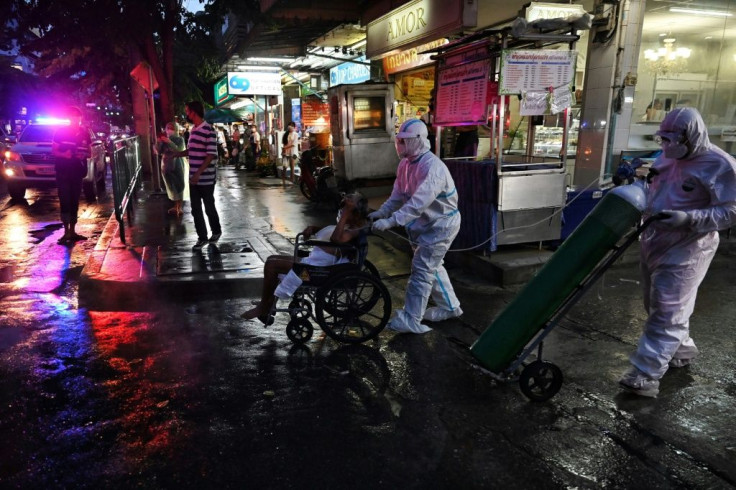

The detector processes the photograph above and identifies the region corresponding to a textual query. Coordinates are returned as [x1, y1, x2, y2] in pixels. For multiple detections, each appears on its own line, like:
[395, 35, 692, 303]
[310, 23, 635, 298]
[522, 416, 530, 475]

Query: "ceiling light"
[669, 7, 732, 17]
[246, 57, 297, 63]
[236, 65, 281, 71]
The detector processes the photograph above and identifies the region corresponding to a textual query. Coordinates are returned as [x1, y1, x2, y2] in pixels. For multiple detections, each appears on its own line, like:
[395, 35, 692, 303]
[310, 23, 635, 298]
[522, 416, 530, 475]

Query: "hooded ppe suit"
[633, 107, 736, 379]
[371, 119, 461, 333]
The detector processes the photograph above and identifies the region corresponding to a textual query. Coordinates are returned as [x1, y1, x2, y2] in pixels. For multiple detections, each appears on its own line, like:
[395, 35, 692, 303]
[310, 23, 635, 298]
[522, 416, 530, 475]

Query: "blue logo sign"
[329, 56, 370, 87]
[229, 76, 251, 92]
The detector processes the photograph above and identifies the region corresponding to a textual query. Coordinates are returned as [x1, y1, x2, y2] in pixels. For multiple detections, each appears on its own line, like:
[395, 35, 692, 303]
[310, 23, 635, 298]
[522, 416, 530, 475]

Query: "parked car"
[2, 122, 106, 201]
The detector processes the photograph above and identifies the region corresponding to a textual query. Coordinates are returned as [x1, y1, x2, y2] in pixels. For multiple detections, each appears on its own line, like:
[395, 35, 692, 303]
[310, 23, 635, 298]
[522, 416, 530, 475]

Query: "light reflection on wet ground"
[2, 179, 736, 488]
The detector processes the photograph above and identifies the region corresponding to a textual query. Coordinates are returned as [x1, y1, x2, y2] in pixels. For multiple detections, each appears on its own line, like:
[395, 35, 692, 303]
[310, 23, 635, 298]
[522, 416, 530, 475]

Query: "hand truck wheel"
[519, 360, 563, 402]
[286, 318, 313, 344]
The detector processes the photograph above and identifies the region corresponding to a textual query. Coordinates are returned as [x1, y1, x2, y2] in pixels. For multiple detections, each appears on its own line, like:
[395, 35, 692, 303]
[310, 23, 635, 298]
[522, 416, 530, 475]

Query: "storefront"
[383, 38, 447, 129]
[629, 4, 736, 155]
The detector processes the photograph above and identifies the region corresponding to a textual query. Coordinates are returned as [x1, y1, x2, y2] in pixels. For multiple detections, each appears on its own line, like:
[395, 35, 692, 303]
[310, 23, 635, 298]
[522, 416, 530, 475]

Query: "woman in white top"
[281, 121, 299, 184]
[241, 193, 369, 323]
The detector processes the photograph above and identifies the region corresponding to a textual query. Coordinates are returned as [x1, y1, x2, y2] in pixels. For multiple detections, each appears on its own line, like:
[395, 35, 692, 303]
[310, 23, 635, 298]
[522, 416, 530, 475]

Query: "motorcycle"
[298, 147, 342, 209]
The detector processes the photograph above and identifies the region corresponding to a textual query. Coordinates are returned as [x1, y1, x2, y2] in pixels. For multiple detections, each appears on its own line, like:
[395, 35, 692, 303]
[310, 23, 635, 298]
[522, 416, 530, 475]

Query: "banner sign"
[302, 99, 330, 129]
[291, 98, 302, 130]
[227, 71, 281, 96]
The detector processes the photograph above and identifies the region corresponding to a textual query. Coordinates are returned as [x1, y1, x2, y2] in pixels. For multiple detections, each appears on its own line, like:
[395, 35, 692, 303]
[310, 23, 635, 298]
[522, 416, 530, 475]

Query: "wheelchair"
[265, 230, 392, 345]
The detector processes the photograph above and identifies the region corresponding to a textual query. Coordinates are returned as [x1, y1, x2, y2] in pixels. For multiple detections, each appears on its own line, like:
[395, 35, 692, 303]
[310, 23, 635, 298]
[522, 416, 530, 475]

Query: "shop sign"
[329, 56, 370, 86]
[214, 77, 232, 106]
[525, 2, 586, 22]
[366, 0, 474, 59]
[382, 38, 447, 76]
[227, 71, 281, 96]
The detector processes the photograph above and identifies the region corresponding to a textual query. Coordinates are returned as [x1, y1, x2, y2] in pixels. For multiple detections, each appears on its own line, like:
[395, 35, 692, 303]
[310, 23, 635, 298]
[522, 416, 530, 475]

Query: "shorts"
[274, 248, 348, 299]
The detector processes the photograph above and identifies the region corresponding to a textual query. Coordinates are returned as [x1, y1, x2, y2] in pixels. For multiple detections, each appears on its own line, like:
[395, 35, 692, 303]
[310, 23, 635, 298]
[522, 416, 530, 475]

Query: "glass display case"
[531, 112, 580, 158]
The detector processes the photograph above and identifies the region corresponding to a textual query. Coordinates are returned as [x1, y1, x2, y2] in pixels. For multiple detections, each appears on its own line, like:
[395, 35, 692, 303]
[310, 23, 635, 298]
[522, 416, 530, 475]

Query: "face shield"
[395, 119, 430, 158]
[655, 132, 689, 160]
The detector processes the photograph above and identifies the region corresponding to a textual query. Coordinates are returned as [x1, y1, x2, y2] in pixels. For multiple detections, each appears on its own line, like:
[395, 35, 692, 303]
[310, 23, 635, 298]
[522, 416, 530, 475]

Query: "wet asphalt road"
[1, 171, 735, 489]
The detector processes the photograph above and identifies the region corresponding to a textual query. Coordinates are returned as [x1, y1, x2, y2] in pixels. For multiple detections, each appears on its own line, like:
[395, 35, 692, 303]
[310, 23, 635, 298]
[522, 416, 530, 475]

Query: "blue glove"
[368, 210, 387, 220]
[372, 218, 395, 232]
[659, 210, 690, 228]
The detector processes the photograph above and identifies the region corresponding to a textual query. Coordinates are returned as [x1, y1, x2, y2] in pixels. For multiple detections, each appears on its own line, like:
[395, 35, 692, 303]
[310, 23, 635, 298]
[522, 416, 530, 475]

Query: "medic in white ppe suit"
[619, 107, 736, 397]
[370, 119, 462, 333]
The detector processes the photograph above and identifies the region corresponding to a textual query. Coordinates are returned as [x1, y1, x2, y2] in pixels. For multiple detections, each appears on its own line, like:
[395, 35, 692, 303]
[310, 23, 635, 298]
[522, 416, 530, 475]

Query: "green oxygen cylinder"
[470, 183, 647, 372]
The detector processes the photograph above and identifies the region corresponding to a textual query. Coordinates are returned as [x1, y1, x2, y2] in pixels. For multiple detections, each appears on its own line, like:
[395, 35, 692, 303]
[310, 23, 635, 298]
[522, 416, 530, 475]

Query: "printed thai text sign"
[499, 50, 576, 95]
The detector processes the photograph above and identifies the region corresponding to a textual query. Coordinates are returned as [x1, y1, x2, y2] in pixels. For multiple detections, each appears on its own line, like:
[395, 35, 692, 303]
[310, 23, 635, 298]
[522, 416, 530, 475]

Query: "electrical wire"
[381, 175, 604, 252]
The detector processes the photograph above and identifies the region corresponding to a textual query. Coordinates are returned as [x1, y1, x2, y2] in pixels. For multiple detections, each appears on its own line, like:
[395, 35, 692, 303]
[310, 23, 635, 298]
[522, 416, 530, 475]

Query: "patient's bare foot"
[240, 305, 262, 320]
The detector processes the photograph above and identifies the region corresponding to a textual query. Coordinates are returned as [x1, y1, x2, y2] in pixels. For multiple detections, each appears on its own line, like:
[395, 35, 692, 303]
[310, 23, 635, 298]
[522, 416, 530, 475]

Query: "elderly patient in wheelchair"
[241, 192, 370, 324]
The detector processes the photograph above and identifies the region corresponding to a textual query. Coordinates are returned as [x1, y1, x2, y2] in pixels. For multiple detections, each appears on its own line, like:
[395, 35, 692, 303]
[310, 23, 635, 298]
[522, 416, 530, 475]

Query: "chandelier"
[644, 38, 691, 75]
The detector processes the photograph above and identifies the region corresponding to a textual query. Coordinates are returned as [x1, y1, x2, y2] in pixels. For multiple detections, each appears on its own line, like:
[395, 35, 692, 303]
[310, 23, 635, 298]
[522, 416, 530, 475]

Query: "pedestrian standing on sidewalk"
[231, 124, 242, 169]
[176, 101, 222, 249]
[370, 119, 463, 334]
[619, 107, 736, 397]
[155, 121, 188, 217]
[281, 121, 299, 185]
[52, 106, 91, 244]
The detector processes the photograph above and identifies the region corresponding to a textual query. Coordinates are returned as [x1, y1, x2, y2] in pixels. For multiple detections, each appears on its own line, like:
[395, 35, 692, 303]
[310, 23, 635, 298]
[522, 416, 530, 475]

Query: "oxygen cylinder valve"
[613, 157, 644, 186]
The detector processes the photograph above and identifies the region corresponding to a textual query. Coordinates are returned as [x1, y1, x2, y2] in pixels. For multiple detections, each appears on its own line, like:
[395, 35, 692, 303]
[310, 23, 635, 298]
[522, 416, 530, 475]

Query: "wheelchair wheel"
[315, 271, 391, 344]
[286, 318, 313, 344]
[289, 298, 312, 319]
[361, 259, 380, 279]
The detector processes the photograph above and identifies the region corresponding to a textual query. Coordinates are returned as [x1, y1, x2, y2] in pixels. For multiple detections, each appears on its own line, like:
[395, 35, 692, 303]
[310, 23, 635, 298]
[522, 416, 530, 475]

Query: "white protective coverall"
[371, 119, 461, 333]
[634, 107, 736, 379]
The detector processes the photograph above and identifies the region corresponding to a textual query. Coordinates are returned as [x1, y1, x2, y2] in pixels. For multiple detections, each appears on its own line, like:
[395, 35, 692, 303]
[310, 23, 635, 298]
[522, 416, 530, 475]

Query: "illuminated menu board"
[434, 58, 491, 126]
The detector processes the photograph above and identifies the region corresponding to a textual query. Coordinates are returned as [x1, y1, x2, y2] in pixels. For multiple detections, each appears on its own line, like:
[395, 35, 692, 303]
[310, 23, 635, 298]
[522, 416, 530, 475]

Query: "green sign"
[214, 77, 233, 106]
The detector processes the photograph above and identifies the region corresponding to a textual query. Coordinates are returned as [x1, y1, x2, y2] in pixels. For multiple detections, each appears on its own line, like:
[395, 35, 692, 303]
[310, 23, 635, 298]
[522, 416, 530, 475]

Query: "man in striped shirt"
[178, 101, 222, 249]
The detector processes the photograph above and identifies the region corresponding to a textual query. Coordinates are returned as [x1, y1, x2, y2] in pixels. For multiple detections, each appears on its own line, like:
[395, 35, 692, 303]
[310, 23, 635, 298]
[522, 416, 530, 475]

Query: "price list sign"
[434, 58, 491, 126]
[499, 50, 576, 95]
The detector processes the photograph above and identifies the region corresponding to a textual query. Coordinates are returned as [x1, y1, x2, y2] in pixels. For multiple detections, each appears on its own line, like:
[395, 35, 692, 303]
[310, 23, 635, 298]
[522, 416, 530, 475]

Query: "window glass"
[631, 4, 736, 151]
[353, 96, 386, 131]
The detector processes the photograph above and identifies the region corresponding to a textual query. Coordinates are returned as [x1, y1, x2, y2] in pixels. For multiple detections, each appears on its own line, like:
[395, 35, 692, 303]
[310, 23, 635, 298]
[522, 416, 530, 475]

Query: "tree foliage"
[8, 0, 259, 123]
